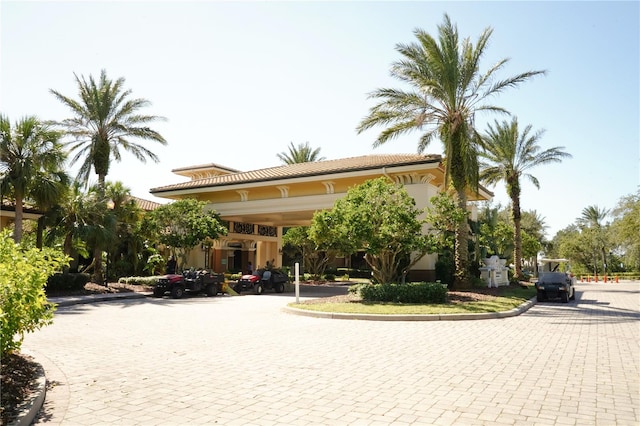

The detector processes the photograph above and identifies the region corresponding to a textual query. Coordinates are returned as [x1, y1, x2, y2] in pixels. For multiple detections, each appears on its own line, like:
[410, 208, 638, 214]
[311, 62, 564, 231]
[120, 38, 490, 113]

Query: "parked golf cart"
[154, 269, 225, 299]
[233, 268, 288, 294]
[535, 258, 576, 303]
[535, 272, 576, 303]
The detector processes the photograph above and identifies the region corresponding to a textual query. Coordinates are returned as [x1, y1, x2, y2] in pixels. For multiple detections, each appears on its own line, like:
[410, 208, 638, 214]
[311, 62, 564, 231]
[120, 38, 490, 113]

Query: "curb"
[282, 297, 537, 321]
[9, 360, 46, 426]
[49, 292, 151, 307]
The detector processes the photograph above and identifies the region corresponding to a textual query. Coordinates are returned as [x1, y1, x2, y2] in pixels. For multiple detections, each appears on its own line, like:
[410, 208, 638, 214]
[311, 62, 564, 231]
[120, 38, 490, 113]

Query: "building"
[150, 154, 492, 280]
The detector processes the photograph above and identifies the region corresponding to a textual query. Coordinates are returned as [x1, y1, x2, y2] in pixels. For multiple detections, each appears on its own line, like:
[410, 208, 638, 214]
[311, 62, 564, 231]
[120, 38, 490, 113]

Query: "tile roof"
[130, 196, 163, 211]
[151, 154, 442, 194]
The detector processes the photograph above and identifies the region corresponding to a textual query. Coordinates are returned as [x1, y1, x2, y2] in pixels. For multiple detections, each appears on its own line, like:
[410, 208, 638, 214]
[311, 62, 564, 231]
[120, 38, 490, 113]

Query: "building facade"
[150, 154, 492, 280]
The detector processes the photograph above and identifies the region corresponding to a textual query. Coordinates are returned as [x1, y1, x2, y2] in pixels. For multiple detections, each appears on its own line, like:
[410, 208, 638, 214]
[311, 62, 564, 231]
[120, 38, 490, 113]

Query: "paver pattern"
[23, 282, 639, 425]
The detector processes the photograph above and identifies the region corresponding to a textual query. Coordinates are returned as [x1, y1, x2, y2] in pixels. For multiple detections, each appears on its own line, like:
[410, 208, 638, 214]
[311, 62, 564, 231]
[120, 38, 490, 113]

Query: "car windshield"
[538, 272, 569, 284]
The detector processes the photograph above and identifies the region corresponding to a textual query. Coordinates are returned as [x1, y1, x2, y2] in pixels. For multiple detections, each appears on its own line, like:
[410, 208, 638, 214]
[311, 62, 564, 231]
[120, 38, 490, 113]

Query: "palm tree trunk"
[90, 172, 107, 284]
[13, 192, 23, 243]
[92, 245, 103, 284]
[512, 196, 523, 281]
[453, 187, 470, 289]
[36, 215, 45, 249]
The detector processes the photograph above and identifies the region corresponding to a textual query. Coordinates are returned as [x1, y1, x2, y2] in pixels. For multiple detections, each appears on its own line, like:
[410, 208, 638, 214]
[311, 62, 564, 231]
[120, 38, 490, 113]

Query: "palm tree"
[50, 181, 114, 274]
[579, 205, 610, 274]
[105, 181, 144, 279]
[480, 118, 571, 280]
[277, 142, 326, 164]
[356, 14, 545, 288]
[0, 115, 67, 242]
[51, 69, 166, 282]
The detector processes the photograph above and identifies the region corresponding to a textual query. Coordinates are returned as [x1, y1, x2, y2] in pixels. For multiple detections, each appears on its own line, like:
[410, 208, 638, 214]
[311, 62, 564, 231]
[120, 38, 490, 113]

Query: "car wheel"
[536, 291, 546, 302]
[153, 288, 164, 298]
[171, 286, 185, 299]
[561, 291, 569, 303]
[255, 283, 264, 295]
[206, 284, 217, 297]
[275, 282, 285, 293]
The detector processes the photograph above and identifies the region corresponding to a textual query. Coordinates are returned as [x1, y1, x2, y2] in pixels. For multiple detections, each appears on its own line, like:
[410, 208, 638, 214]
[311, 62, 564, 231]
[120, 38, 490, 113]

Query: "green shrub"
[1, 231, 69, 356]
[358, 282, 448, 304]
[324, 273, 336, 281]
[46, 273, 91, 293]
[117, 276, 160, 285]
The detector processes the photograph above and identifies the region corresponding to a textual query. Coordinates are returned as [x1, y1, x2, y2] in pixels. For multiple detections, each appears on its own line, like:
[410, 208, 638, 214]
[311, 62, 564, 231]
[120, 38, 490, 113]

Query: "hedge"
[356, 282, 448, 304]
[46, 273, 91, 294]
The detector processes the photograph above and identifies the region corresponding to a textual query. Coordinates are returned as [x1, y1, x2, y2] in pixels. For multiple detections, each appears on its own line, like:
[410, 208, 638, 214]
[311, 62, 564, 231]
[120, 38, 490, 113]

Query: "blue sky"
[1, 1, 638, 238]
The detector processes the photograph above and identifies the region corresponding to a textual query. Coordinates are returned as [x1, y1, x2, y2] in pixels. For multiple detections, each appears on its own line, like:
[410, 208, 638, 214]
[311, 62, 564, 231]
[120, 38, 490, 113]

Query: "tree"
[282, 226, 335, 279]
[144, 199, 227, 269]
[277, 142, 325, 164]
[105, 181, 144, 279]
[356, 14, 545, 288]
[309, 177, 430, 284]
[51, 69, 167, 282]
[47, 181, 111, 274]
[480, 118, 570, 280]
[578, 205, 610, 274]
[610, 190, 640, 271]
[0, 115, 67, 243]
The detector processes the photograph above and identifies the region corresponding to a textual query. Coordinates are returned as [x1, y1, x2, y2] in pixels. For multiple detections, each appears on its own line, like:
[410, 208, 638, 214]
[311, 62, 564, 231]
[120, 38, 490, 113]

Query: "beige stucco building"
[150, 154, 492, 280]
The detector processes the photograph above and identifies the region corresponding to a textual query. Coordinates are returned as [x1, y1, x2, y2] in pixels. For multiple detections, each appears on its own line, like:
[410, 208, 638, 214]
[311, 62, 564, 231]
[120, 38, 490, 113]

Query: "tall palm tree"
[277, 142, 326, 164]
[356, 14, 545, 288]
[579, 205, 610, 274]
[51, 69, 166, 282]
[0, 115, 66, 242]
[579, 205, 609, 228]
[480, 118, 571, 280]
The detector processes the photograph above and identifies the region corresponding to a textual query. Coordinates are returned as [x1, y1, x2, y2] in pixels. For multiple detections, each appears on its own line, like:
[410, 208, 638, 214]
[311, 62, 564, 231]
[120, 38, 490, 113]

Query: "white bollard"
[295, 262, 300, 303]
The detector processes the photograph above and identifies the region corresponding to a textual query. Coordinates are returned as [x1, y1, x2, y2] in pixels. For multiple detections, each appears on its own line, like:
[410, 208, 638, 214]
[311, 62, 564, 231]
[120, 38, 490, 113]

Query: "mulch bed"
[1, 352, 39, 426]
[46, 282, 155, 297]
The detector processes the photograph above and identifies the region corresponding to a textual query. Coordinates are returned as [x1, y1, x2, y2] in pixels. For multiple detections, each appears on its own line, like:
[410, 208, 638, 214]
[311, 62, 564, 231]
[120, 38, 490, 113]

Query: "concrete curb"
[282, 297, 537, 321]
[49, 292, 151, 307]
[9, 360, 46, 426]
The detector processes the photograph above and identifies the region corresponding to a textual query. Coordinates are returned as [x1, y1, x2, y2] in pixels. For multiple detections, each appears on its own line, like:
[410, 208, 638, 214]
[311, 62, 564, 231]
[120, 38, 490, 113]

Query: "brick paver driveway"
[24, 282, 639, 425]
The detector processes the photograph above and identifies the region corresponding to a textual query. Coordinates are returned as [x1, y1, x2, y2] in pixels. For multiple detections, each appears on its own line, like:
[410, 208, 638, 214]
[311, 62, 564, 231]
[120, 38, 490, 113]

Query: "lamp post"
[202, 242, 212, 270]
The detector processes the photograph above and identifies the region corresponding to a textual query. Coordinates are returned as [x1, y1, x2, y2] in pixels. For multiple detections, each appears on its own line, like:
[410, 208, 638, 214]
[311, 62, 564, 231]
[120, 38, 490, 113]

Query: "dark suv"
[535, 272, 576, 303]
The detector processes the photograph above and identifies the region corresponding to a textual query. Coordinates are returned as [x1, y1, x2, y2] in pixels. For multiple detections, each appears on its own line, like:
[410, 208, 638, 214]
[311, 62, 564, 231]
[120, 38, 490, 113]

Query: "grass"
[288, 285, 536, 315]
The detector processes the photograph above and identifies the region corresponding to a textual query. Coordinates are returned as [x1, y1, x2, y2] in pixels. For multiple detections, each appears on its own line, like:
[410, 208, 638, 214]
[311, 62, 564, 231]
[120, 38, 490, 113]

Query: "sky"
[1, 1, 638, 238]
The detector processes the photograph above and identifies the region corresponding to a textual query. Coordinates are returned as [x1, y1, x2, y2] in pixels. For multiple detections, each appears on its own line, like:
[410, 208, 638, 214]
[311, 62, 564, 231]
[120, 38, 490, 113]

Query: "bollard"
[581, 276, 584, 282]
[615, 276, 619, 283]
[595, 275, 598, 283]
[587, 276, 590, 283]
[295, 262, 300, 303]
[604, 275, 608, 283]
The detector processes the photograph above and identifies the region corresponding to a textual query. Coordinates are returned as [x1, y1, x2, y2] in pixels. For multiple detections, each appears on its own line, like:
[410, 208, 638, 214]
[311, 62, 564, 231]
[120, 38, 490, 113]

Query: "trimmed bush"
[323, 273, 336, 281]
[46, 273, 91, 294]
[358, 282, 448, 304]
[117, 276, 160, 285]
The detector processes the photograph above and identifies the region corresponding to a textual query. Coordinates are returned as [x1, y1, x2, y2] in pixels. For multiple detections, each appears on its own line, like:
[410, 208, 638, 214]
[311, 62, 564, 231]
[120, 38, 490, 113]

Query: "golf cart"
[233, 268, 289, 294]
[154, 269, 225, 299]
